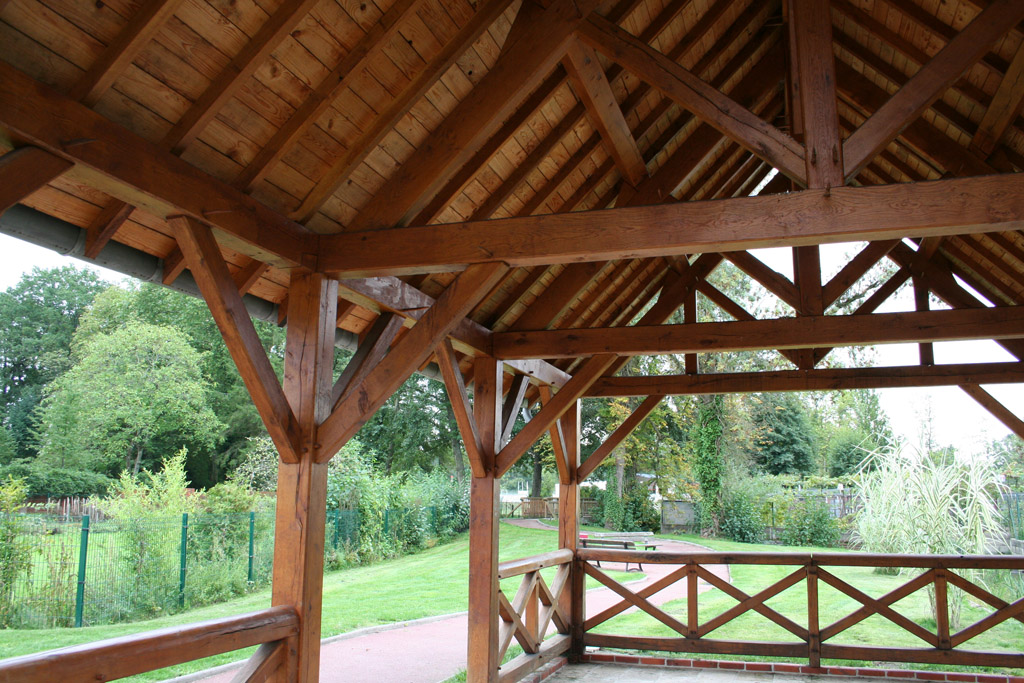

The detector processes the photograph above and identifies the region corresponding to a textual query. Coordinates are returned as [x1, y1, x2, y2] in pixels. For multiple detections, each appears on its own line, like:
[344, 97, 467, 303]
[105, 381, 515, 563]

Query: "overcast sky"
[0, 232, 1019, 457]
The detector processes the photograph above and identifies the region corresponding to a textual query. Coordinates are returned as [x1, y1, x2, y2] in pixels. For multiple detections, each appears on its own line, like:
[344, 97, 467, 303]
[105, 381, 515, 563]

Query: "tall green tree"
[0, 266, 106, 455]
[751, 393, 817, 475]
[35, 321, 222, 477]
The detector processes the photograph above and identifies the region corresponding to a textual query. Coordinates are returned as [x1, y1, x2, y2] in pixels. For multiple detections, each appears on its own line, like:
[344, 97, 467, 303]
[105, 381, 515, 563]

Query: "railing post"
[558, 400, 583, 661]
[74, 514, 89, 628]
[807, 563, 820, 668]
[687, 562, 698, 638]
[935, 568, 951, 649]
[248, 511, 256, 583]
[179, 512, 188, 609]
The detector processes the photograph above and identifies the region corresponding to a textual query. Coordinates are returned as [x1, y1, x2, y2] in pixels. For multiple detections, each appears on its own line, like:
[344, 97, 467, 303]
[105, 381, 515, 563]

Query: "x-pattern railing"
[578, 549, 1024, 669]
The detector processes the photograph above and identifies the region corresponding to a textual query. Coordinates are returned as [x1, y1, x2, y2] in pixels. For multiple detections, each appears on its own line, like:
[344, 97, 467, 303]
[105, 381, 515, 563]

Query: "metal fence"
[1002, 492, 1024, 540]
[2, 505, 453, 630]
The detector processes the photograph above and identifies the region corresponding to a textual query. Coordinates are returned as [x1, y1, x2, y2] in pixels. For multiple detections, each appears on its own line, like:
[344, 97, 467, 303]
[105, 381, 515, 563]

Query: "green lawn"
[0, 522, 637, 681]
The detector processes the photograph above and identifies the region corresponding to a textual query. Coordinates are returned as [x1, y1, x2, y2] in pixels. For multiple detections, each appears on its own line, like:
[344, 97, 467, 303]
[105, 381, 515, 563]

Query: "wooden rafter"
[319, 174, 1024, 276]
[972, 41, 1024, 157]
[843, 0, 1024, 180]
[0, 60, 313, 268]
[563, 40, 647, 187]
[340, 0, 609, 232]
[960, 384, 1024, 439]
[586, 362, 1024, 397]
[0, 147, 73, 214]
[69, 0, 184, 107]
[317, 263, 508, 461]
[491, 306, 1024, 360]
[501, 375, 531, 447]
[577, 14, 806, 185]
[169, 216, 300, 462]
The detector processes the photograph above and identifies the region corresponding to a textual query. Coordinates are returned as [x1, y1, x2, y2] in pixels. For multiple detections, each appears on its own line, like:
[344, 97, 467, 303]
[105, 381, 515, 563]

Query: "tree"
[0, 266, 106, 456]
[693, 394, 724, 533]
[751, 393, 817, 475]
[35, 321, 222, 476]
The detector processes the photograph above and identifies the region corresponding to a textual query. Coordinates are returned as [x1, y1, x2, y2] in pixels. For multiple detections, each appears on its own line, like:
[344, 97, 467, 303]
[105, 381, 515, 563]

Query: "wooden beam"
[233, 258, 270, 296]
[822, 240, 900, 307]
[972, 40, 1024, 156]
[319, 174, 1024, 276]
[317, 263, 508, 460]
[540, 385, 571, 485]
[577, 14, 806, 185]
[789, 0, 843, 188]
[69, 0, 183, 107]
[83, 200, 135, 259]
[0, 61, 313, 268]
[960, 384, 1024, 439]
[331, 313, 404, 407]
[496, 354, 617, 477]
[723, 251, 800, 309]
[509, 262, 604, 331]
[913, 276, 935, 366]
[843, 0, 1024, 180]
[563, 40, 647, 186]
[587, 362, 1024, 397]
[492, 306, 1024, 359]
[577, 395, 662, 480]
[340, 0, 605, 231]
[0, 146, 73, 215]
[437, 339, 486, 478]
[501, 374, 531, 447]
[170, 215, 301, 462]
[468, 356, 502, 682]
[272, 269, 337, 681]
[161, 246, 187, 286]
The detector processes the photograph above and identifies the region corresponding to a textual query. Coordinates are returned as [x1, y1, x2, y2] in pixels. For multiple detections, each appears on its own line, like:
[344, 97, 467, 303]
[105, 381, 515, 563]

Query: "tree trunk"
[132, 445, 144, 476]
[445, 401, 466, 484]
[615, 454, 625, 497]
[531, 450, 543, 497]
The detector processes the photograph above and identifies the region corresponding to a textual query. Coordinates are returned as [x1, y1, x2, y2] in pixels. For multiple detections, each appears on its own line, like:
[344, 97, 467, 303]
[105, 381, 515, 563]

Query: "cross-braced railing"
[578, 549, 1024, 670]
[495, 549, 574, 682]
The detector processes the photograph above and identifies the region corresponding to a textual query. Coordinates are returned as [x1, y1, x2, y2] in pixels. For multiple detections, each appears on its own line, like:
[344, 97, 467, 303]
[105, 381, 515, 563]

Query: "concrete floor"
[548, 663, 863, 682]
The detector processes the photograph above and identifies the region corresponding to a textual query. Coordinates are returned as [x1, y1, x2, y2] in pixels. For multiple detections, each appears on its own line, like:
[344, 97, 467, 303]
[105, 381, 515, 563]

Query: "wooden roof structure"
[1, 0, 1024, 681]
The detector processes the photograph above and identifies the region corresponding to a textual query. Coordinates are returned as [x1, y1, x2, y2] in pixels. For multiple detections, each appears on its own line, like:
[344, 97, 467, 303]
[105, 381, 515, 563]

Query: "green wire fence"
[1, 504, 460, 630]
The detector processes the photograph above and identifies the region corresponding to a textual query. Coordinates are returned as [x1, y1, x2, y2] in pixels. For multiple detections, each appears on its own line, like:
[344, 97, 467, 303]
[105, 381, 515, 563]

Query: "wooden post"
[468, 356, 502, 683]
[558, 401, 584, 661]
[271, 270, 338, 682]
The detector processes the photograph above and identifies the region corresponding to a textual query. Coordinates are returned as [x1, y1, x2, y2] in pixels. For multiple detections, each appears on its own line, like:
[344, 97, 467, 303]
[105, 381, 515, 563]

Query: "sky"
[0, 233, 1019, 458]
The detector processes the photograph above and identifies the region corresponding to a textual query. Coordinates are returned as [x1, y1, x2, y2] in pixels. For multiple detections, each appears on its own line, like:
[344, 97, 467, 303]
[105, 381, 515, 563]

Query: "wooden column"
[468, 356, 503, 683]
[271, 270, 338, 682]
[557, 401, 584, 661]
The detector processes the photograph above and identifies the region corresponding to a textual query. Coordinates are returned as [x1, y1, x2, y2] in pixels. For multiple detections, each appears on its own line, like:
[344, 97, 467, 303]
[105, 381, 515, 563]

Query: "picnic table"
[578, 536, 659, 572]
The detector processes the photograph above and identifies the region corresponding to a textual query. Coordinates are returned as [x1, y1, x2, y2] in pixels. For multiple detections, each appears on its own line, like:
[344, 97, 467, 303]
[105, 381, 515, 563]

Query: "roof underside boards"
[0, 0, 1022, 432]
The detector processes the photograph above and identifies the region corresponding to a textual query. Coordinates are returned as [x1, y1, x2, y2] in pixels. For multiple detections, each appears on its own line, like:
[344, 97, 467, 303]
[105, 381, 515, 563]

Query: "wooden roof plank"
[843, 0, 1024, 181]
[971, 40, 1024, 157]
[70, 0, 185, 107]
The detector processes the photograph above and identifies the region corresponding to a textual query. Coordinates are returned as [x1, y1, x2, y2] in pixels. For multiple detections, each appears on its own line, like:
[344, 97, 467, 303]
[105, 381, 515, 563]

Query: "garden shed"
[0, 0, 1023, 680]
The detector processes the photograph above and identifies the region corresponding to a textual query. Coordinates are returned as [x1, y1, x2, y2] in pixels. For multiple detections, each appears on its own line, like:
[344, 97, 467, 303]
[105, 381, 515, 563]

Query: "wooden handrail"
[498, 548, 573, 579]
[577, 548, 1024, 569]
[577, 551, 1024, 671]
[0, 606, 299, 683]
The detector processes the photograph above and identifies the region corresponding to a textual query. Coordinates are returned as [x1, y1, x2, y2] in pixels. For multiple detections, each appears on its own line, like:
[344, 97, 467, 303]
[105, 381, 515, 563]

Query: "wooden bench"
[579, 538, 654, 572]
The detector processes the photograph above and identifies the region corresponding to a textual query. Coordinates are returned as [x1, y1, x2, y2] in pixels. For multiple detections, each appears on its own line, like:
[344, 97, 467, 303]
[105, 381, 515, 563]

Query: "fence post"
[248, 511, 255, 583]
[74, 515, 90, 628]
[178, 513, 188, 609]
[333, 510, 340, 550]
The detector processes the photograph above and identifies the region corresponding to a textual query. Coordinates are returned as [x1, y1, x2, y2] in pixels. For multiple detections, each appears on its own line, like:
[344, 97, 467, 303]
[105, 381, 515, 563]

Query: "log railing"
[495, 549, 574, 683]
[0, 606, 299, 683]
[578, 549, 1024, 670]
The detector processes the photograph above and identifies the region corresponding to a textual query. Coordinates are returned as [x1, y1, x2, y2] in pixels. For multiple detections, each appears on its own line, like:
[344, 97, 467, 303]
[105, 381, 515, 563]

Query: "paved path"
[185, 525, 727, 683]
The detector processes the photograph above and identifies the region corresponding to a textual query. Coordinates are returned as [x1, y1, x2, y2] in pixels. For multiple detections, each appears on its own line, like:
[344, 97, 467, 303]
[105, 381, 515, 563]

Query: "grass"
[0, 522, 637, 681]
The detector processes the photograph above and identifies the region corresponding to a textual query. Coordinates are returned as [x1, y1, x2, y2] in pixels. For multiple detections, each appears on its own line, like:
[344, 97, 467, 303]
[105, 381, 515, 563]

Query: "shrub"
[621, 485, 659, 532]
[720, 487, 765, 543]
[0, 461, 112, 498]
[0, 476, 30, 627]
[781, 497, 840, 547]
